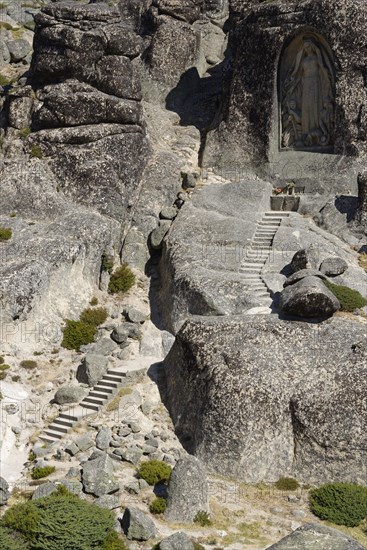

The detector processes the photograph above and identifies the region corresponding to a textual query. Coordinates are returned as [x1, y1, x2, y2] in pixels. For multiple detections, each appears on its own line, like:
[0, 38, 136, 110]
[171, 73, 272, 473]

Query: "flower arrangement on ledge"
[273, 182, 296, 195]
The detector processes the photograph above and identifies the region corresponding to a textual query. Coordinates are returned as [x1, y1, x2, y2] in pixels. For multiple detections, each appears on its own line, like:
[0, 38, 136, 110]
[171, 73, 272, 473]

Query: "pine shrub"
[309, 482, 367, 527]
[137, 460, 172, 486]
[80, 307, 108, 327]
[19, 360, 37, 370]
[0, 227, 12, 241]
[1, 488, 119, 550]
[101, 254, 114, 274]
[149, 497, 167, 515]
[323, 280, 367, 312]
[31, 466, 56, 480]
[108, 264, 135, 294]
[193, 510, 212, 526]
[275, 477, 299, 491]
[61, 320, 96, 351]
[0, 526, 28, 550]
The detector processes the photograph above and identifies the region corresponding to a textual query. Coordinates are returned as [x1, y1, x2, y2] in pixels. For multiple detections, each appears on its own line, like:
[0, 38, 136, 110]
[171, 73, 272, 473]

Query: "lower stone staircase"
[39, 369, 127, 444]
[240, 211, 290, 306]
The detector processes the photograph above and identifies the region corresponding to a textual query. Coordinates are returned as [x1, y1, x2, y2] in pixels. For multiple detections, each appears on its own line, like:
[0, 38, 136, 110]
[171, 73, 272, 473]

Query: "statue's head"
[303, 39, 316, 54]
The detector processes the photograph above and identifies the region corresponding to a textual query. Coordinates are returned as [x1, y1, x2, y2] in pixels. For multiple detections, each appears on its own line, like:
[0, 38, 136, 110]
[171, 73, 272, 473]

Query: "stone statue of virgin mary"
[281, 38, 335, 149]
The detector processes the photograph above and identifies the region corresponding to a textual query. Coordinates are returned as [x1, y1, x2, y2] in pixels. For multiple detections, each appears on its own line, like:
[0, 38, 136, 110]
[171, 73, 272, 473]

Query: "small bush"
[108, 263, 135, 294]
[310, 482, 367, 527]
[2, 487, 119, 549]
[12, 375, 20, 382]
[0, 73, 11, 86]
[0, 371, 7, 380]
[101, 254, 114, 274]
[61, 320, 96, 351]
[30, 145, 43, 159]
[90, 297, 98, 306]
[20, 360, 38, 370]
[80, 307, 108, 327]
[0, 227, 12, 241]
[31, 466, 56, 480]
[137, 460, 172, 486]
[149, 497, 167, 515]
[275, 477, 299, 491]
[19, 127, 31, 139]
[0, 363, 10, 371]
[0, 356, 4, 364]
[323, 280, 367, 312]
[193, 510, 212, 526]
[101, 531, 129, 550]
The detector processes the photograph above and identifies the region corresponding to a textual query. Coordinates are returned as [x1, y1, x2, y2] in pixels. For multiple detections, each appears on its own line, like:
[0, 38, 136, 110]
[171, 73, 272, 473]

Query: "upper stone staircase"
[240, 211, 290, 307]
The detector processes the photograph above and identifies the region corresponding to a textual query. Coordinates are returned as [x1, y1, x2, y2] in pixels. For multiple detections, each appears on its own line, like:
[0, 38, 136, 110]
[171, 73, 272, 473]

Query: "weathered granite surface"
[266, 523, 366, 550]
[164, 314, 367, 483]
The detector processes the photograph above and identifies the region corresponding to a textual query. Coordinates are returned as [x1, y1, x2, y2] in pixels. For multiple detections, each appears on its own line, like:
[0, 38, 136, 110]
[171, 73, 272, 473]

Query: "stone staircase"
[39, 369, 127, 444]
[240, 211, 290, 306]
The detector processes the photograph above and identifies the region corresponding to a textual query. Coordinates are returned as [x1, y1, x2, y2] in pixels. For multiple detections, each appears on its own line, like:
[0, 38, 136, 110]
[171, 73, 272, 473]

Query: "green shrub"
[193, 510, 212, 526]
[12, 375, 21, 382]
[323, 280, 367, 312]
[309, 482, 367, 527]
[101, 531, 129, 550]
[137, 460, 172, 486]
[0, 363, 10, 371]
[31, 466, 56, 480]
[19, 127, 31, 139]
[80, 307, 108, 327]
[61, 320, 96, 351]
[275, 477, 299, 491]
[20, 360, 38, 370]
[0, 73, 11, 86]
[0, 227, 12, 241]
[108, 263, 135, 294]
[149, 497, 167, 515]
[2, 487, 119, 549]
[101, 254, 114, 274]
[30, 145, 43, 159]
[0, 526, 27, 550]
[90, 297, 98, 306]
[0, 356, 4, 364]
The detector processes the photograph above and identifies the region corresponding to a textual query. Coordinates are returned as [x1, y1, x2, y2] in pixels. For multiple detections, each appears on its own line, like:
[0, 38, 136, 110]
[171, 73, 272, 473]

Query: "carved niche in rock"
[279, 32, 335, 151]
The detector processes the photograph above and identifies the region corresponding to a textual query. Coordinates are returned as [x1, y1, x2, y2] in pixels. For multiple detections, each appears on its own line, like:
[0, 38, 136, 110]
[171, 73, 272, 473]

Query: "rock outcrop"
[279, 275, 340, 318]
[267, 523, 366, 550]
[164, 314, 367, 484]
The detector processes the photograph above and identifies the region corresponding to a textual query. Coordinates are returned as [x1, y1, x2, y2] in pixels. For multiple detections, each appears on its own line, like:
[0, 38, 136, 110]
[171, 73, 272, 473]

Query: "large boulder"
[283, 269, 326, 287]
[0, 477, 10, 506]
[164, 315, 367, 484]
[82, 453, 119, 497]
[165, 456, 209, 523]
[320, 257, 348, 277]
[54, 385, 87, 405]
[121, 507, 157, 541]
[77, 353, 109, 386]
[290, 246, 320, 272]
[279, 276, 340, 318]
[267, 523, 365, 550]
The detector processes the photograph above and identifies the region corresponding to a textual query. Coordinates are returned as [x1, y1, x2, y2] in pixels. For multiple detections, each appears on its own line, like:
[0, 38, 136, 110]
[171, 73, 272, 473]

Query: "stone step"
[43, 428, 64, 440]
[89, 390, 110, 400]
[59, 413, 78, 422]
[53, 418, 74, 428]
[83, 396, 106, 406]
[39, 434, 58, 444]
[107, 369, 127, 378]
[81, 402, 100, 411]
[94, 384, 114, 394]
[264, 211, 290, 217]
[98, 380, 119, 389]
[47, 423, 68, 434]
[103, 374, 124, 383]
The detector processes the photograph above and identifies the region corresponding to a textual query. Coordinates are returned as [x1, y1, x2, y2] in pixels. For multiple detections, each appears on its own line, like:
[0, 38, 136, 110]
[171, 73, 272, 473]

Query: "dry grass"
[359, 253, 367, 272]
[105, 386, 133, 412]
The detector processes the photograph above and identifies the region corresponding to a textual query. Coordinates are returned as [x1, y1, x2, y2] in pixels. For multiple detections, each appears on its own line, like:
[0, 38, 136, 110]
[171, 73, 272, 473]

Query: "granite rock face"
[164, 315, 367, 483]
[121, 507, 158, 541]
[266, 523, 366, 550]
[159, 180, 273, 332]
[27, 1, 149, 220]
